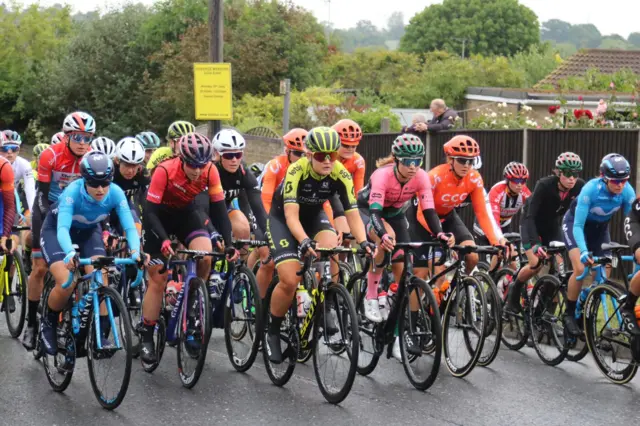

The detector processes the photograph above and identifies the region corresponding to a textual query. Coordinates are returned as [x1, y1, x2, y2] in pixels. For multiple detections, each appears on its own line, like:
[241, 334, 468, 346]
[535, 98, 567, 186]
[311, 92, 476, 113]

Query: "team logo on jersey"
[322, 180, 330, 189]
[65, 196, 74, 205]
[279, 239, 289, 248]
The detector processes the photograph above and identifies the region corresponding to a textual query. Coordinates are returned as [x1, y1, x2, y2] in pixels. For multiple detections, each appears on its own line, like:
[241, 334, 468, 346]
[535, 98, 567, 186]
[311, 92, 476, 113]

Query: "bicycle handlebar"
[62, 257, 144, 289]
[296, 247, 371, 277]
[576, 256, 611, 281]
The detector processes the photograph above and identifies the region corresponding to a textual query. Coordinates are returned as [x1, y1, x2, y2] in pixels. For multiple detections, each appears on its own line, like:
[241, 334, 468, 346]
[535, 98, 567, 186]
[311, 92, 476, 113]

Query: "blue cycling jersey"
[571, 177, 635, 253]
[54, 179, 141, 256]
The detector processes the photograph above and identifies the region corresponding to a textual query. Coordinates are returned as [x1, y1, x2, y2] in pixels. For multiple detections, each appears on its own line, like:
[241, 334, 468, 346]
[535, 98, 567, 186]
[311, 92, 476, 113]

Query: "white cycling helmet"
[51, 132, 65, 145]
[116, 137, 145, 165]
[62, 111, 96, 134]
[91, 137, 117, 159]
[212, 129, 246, 153]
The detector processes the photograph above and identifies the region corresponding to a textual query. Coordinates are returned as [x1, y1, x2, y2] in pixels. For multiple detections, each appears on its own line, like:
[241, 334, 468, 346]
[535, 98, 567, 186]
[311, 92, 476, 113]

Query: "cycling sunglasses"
[607, 177, 629, 185]
[399, 157, 423, 168]
[560, 170, 580, 178]
[312, 152, 338, 162]
[69, 133, 93, 144]
[221, 152, 243, 160]
[0, 144, 20, 153]
[289, 150, 305, 158]
[85, 180, 111, 189]
[509, 178, 527, 184]
[184, 160, 208, 169]
[453, 157, 474, 166]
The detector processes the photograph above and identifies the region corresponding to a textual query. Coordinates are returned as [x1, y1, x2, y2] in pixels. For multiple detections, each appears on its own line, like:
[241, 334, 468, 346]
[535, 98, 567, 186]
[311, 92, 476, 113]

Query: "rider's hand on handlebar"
[359, 240, 377, 257]
[225, 246, 240, 261]
[299, 238, 317, 259]
[161, 239, 175, 257]
[580, 251, 594, 266]
[532, 244, 547, 259]
[380, 234, 395, 252]
[63, 250, 78, 271]
[437, 232, 455, 248]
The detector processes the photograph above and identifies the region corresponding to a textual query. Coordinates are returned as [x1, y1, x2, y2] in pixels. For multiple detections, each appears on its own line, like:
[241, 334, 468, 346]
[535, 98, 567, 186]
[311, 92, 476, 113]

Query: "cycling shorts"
[40, 213, 105, 265]
[520, 219, 562, 250]
[32, 206, 45, 254]
[562, 211, 611, 257]
[625, 202, 640, 252]
[144, 208, 210, 260]
[267, 210, 334, 265]
[410, 210, 472, 268]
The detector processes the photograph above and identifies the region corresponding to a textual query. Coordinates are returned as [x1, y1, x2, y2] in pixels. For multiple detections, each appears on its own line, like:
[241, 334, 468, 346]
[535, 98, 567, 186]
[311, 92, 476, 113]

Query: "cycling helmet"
[503, 162, 529, 180]
[249, 162, 264, 178]
[167, 120, 196, 140]
[33, 143, 50, 158]
[213, 129, 246, 153]
[136, 131, 161, 149]
[62, 111, 96, 134]
[332, 119, 363, 145]
[305, 127, 341, 153]
[443, 135, 480, 158]
[178, 132, 214, 166]
[283, 128, 307, 151]
[2, 130, 21, 145]
[51, 132, 65, 145]
[600, 153, 630, 179]
[90, 137, 117, 159]
[80, 151, 114, 186]
[116, 137, 145, 165]
[555, 152, 582, 171]
[391, 134, 424, 158]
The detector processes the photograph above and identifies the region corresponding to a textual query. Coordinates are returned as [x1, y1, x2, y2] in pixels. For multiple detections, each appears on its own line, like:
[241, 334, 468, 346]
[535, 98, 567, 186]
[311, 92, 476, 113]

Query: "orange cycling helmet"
[332, 119, 362, 145]
[443, 135, 480, 158]
[283, 128, 308, 151]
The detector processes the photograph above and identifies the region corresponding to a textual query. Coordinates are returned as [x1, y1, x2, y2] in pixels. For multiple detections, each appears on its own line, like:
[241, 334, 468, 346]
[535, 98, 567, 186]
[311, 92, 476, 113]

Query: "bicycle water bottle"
[208, 271, 225, 300]
[165, 281, 183, 311]
[378, 291, 389, 321]
[71, 304, 80, 334]
[296, 286, 311, 318]
[575, 286, 591, 319]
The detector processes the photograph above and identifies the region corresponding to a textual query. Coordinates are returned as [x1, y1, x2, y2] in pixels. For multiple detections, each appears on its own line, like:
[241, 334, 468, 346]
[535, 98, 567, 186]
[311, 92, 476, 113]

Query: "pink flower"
[578, 95, 583, 101]
[610, 82, 616, 90]
[634, 112, 638, 119]
[596, 100, 608, 117]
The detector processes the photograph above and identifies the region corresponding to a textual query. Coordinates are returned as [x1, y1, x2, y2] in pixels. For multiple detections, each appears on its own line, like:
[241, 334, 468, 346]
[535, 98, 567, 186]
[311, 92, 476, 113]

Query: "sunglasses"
[399, 157, 423, 168]
[509, 178, 527, 184]
[607, 178, 629, 185]
[289, 150, 304, 158]
[221, 152, 243, 160]
[312, 152, 338, 162]
[184, 161, 207, 169]
[0, 144, 19, 153]
[85, 180, 111, 189]
[69, 133, 93, 144]
[454, 157, 474, 166]
[560, 171, 580, 178]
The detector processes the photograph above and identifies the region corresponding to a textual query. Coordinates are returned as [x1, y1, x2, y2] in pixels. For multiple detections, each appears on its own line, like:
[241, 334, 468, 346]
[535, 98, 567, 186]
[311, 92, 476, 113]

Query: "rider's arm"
[0, 163, 15, 238]
[206, 166, 232, 245]
[329, 193, 345, 219]
[415, 169, 443, 236]
[55, 185, 77, 255]
[36, 148, 54, 216]
[572, 185, 592, 255]
[487, 183, 504, 226]
[21, 160, 36, 212]
[470, 176, 503, 245]
[145, 165, 170, 242]
[522, 179, 546, 247]
[112, 185, 141, 254]
[336, 170, 365, 243]
[352, 154, 366, 195]
[243, 167, 268, 232]
[367, 170, 387, 238]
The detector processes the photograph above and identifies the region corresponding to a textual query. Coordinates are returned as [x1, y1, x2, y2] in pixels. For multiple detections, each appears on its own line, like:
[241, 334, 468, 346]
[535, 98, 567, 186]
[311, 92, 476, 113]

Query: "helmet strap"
[393, 159, 409, 182]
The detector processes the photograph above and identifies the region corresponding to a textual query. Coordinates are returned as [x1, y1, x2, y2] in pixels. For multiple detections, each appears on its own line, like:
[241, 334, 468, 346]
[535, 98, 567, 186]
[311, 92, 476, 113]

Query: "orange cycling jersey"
[340, 153, 365, 195]
[417, 164, 503, 245]
[261, 154, 289, 214]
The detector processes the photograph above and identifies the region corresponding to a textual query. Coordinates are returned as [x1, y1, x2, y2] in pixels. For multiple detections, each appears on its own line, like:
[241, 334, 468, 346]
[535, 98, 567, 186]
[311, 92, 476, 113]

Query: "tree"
[333, 20, 388, 52]
[509, 43, 560, 87]
[628, 32, 640, 48]
[600, 36, 630, 50]
[540, 19, 571, 43]
[386, 12, 405, 40]
[568, 24, 601, 49]
[400, 0, 539, 57]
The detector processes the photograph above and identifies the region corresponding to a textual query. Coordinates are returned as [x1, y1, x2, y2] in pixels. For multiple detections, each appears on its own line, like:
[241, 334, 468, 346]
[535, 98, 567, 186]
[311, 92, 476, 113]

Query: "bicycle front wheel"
[442, 276, 487, 378]
[495, 268, 528, 350]
[529, 275, 567, 366]
[312, 282, 359, 404]
[87, 286, 133, 410]
[176, 277, 211, 389]
[474, 271, 502, 367]
[4, 252, 27, 338]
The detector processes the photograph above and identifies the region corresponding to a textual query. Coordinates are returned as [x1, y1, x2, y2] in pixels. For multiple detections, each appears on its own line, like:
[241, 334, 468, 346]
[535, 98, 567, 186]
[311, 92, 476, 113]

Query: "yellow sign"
[193, 63, 233, 120]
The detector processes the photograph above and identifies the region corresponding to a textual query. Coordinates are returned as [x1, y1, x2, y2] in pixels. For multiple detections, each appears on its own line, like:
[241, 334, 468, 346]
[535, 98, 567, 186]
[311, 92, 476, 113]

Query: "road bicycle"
[0, 226, 29, 338]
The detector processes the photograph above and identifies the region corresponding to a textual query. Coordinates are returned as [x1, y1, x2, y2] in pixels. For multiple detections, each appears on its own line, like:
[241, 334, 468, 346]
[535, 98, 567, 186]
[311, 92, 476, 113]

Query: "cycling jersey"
[566, 178, 634, 254]
[37, 143, 87, 207]
[214, 161, 267, 232]
[474, 180, 531, 236]
[270, 157, 357, 217]
[11, 156, 36, 212]
[418, 164, 502, 245]
[261, 154, 289, 214]
[624, 199, 640, 251]
[146, 157, 231, 244]
[0, 157, 15, 237]
[53, 179, 140, 256]
[521, 175, 585, 248]
[340, 153, 365, 194]
[146, 146, 172, 171]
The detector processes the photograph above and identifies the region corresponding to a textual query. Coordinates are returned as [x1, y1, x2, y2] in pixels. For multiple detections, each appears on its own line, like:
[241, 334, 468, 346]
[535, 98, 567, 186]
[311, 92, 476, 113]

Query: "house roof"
[535, 49, 640, 88]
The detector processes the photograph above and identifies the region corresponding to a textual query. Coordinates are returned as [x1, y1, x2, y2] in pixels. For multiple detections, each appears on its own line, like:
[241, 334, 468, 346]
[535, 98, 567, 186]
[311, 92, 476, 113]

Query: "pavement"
[1, 320, 639, 426]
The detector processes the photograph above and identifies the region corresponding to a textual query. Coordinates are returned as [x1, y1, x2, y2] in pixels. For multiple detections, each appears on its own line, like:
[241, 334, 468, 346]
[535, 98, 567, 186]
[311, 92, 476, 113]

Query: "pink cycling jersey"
[365, 164, 434, 216]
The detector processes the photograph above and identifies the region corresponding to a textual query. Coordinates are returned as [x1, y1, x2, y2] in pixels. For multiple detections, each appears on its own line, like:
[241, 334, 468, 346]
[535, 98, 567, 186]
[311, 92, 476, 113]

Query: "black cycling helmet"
[80, 151, 115, 187]
[600, 153, 630, 179]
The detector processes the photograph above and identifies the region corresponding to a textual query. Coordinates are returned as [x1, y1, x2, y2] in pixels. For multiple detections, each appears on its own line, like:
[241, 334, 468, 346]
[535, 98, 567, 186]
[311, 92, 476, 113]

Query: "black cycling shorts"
[144, 208, 210, 259]
[562, 211, 611, 256]
[32, 205, 45, 254]
[267, 209, 335, 265]
[40, 212, 105, 265]
[520, 219, 562, 250]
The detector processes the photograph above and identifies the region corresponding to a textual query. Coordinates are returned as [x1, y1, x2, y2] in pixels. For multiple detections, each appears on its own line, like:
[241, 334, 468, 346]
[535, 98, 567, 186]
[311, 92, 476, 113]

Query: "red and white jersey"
[474, 180, 531, 235]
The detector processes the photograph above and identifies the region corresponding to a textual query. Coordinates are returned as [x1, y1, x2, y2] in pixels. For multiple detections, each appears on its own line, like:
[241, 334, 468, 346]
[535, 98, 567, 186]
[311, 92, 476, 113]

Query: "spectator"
[401, 113, 428, 136]
[428, 99, 458, 132]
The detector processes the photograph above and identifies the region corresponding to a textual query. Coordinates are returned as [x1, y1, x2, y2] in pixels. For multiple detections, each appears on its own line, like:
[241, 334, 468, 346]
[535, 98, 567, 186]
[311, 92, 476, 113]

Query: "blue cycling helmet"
[600, 153, 630, 180]
[136, 131, 161, 149]
[80, 151, 114, 186]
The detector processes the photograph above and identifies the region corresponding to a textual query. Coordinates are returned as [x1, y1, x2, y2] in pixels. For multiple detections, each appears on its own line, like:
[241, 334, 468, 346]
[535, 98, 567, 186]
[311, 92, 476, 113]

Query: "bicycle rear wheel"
[87, 286, 133, 410]
[399, 277, 441, 390]
[529, 275, 567, 366]
[4, 252, 27, 338]
[225, 265, 262, 372]
[584, 284, 638, 384]
[312, 282, 359, 404]
[176, 277, 211, 389]
[41, 298, 75, 392]
[474, 271, 502, 367]
[141, 317, 166, 373]
[442, 275, 487, 378]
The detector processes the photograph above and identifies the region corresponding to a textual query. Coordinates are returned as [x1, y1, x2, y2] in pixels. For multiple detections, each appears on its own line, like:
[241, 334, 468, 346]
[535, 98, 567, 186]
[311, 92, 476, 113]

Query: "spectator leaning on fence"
[401, 113, 428, 136]
[428, 99, 458, 132]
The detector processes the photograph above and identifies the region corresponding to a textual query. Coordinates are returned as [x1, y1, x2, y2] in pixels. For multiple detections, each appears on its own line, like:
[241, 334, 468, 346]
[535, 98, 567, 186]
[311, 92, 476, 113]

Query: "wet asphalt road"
[1, 318, 639, 426]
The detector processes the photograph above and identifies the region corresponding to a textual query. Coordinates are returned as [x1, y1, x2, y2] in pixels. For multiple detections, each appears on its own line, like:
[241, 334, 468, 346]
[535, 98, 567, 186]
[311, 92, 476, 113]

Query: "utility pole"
[461, 39, 466, 59]
[208, 0, 224, 138]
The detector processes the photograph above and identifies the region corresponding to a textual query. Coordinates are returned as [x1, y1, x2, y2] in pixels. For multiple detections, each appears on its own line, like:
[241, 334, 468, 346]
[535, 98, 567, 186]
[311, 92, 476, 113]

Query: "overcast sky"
[32, 0, 639, 38]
